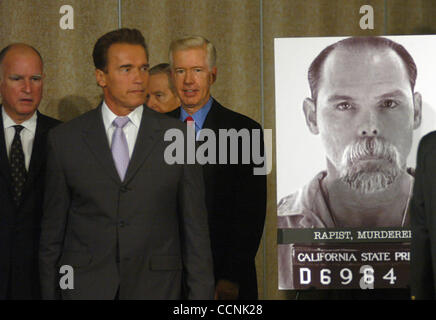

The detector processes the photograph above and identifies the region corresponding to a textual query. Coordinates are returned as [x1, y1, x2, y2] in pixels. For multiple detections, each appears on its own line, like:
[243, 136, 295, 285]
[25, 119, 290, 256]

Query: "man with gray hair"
[167, 35, 266, 300]
[278, 36, 421, 229]
[145, 63, 180, 113]
[0, 43, 60, 299]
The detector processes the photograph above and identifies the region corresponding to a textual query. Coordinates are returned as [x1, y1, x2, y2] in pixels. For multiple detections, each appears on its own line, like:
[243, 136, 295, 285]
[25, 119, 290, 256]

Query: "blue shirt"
[179, 97, 213, 133]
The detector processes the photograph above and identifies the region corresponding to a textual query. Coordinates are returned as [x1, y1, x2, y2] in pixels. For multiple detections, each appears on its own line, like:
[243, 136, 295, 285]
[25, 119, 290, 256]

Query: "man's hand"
[214, 279, 239, 300]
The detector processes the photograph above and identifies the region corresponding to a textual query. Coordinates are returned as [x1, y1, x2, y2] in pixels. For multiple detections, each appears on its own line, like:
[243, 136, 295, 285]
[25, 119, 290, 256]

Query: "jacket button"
[119, 220, 125, 227]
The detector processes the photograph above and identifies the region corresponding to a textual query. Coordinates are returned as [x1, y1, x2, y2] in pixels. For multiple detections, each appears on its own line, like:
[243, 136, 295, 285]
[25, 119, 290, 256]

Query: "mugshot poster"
[275, 35, 436, 290]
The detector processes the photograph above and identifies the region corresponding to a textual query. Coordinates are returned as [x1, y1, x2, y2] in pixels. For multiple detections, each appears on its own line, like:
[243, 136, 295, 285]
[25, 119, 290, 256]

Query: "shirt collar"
[179, 97, 213, 130]
[2, 106, 38, 134]
[101, 100, 143, 131]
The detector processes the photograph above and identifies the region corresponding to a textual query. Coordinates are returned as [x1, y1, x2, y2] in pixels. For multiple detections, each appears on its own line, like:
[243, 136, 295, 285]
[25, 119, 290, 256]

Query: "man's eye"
[9, 76, 21, 81]
[381, 99, 398, 109]
[336, 102, 353, 111]
[175, 69, 184, 74]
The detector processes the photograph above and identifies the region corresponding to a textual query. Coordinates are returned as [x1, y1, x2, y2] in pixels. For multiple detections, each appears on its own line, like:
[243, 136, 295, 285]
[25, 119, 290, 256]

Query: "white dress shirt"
[2, 108, 37, 171]
[101, 101, 143, 158]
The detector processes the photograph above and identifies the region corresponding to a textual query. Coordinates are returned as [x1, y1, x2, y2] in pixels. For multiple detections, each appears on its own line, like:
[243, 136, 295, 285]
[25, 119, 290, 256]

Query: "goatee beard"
[339, 137, 402, 194]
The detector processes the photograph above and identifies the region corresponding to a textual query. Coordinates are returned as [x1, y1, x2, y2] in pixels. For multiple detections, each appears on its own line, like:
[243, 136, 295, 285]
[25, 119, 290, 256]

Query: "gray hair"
[169, 35, 216, 70]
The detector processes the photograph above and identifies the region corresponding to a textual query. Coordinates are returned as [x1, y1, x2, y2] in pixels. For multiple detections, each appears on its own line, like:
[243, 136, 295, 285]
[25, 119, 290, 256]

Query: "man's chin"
[350, 158, 393, 171]
[341, 170, 399, 194]
[181, 102, 198, 109]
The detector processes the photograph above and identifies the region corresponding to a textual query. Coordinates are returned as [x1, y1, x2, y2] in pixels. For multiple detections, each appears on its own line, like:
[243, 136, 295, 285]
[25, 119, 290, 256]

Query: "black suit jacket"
[39, 105, 214, 300]
[410, 131, 436, 299]
[0, 106, 60, 299]
[168, 99, 267, 299]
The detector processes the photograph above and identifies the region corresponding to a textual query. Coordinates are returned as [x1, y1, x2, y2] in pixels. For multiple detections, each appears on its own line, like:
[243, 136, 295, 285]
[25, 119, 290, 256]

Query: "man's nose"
[358, 109, 380, 137]
[147, 95, 157, 108]
[133, 68, 146, 83]
[184, 70, 194, 84]
[22, 79, 32, 93]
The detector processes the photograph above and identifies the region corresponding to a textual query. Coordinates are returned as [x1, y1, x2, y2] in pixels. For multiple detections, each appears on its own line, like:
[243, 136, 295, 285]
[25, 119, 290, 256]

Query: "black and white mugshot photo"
[275, 35, 436, 229]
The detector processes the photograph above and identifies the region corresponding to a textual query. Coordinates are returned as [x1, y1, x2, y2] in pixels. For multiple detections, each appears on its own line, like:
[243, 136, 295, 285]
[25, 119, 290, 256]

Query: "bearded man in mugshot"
[277, 36, 422, 229]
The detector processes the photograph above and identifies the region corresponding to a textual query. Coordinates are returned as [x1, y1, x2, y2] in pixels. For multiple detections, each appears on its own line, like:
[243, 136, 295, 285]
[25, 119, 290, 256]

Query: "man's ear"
[95, 69, 106, 88]
[413, 92, 422, 130]
[303, 97, 319, 134]
[209, 66, 217, 84]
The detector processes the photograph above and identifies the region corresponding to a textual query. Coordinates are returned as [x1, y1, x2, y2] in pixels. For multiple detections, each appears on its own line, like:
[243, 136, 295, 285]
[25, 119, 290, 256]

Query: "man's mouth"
[128, 89, 145, 94]
[183, 89, 197, 97]
[19, 98, 33, 103]
[357, 155, 384, 161]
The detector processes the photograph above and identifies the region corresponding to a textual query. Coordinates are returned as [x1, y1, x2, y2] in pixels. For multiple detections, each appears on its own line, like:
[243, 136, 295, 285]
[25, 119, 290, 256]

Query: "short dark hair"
[149, 63, 176, 93]
[0, 43, 43, 66]
[149, 62, 171, 76]
[308, 36, 417, 102]
[92, 28, 148, 71]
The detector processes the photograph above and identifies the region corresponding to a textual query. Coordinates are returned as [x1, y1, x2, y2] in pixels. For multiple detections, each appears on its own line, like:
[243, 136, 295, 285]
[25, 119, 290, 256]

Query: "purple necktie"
[111, 117, 130, 181]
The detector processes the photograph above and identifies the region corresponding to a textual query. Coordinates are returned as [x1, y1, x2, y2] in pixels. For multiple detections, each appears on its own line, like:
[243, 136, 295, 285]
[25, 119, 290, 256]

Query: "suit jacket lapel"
[199, 99, 222, 183]
[202, 99, 220, 131]
[82, 105, 121, 184]
[20, 111, 50, 199]
[0, 106, 12, 186]
[124, 107, 162, 184]
[27, 112, 53, 175]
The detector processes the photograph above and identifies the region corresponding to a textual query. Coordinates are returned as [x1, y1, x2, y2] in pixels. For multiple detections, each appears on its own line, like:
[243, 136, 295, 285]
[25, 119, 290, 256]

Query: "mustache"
[339, 137, 402, 193]
[342, 137, 399, 166]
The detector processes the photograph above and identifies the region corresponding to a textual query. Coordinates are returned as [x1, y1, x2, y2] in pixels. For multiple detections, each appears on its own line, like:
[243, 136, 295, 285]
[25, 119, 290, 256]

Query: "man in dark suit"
[167, 36, 267, 300]
[0, 43, 60, 299]
[39, 28, 214, 300]
[410, 132, 436, 300]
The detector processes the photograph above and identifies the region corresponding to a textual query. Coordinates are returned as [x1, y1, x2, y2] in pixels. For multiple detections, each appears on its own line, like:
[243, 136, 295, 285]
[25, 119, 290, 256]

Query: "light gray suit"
[39, 105, 214, 299]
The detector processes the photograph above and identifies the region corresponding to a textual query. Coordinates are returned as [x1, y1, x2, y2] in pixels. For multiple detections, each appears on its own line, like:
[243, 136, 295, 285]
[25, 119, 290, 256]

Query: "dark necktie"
[10, 125, 27, 206]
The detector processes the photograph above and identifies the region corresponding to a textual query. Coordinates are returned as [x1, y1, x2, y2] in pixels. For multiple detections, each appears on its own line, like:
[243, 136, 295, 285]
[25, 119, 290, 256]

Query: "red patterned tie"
[185, 116, 194, 123]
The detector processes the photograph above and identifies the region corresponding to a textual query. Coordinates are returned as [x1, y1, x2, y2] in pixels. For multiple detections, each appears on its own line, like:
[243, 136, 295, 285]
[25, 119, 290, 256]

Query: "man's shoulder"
[419, 131, 436, 153]
[165, 108, 180, 120]
[37, 112, 62, 129]
[277, 171, 330, 228]
[212, 99, 262, 130]
[144, 106, 185, 130]
[49, 107, 99, 138]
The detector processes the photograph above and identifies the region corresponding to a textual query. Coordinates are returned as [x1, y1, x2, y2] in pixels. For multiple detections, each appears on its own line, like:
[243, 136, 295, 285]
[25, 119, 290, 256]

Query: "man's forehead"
[150, 73, 169, 84]
[1, 47, 43, 75]
[173, 47, 208, 64]
[319, 46, 409, 92]
[107, 43, 148, 63]
[148, 73, 170, 89]
[4, 44, 42, 61]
